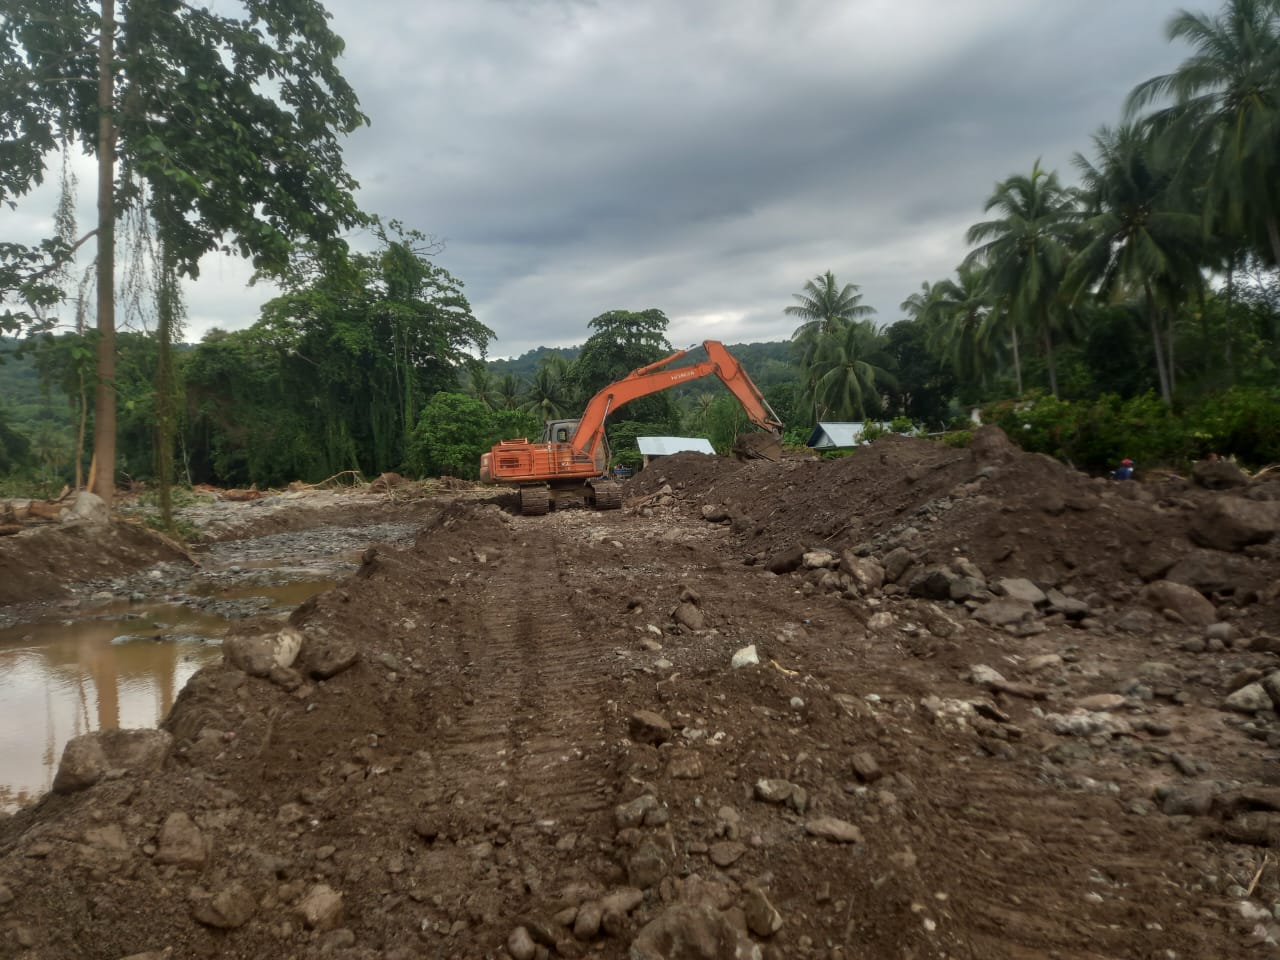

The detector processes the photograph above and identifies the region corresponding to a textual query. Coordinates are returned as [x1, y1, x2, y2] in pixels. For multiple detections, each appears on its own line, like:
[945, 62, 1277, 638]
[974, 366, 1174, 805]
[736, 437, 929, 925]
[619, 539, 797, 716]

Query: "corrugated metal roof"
[805, 421, 890, 449]
[636, 436, 716, 457]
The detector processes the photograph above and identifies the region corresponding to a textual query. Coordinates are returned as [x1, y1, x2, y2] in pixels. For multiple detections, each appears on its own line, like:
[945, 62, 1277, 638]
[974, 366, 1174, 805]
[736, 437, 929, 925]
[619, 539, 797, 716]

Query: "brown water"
[0, 581, 332, 814]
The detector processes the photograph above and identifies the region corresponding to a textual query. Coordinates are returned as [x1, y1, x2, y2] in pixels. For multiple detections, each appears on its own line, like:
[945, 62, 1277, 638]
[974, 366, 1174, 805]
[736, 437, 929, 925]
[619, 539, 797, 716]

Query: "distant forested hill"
[486, 339, 793, 392]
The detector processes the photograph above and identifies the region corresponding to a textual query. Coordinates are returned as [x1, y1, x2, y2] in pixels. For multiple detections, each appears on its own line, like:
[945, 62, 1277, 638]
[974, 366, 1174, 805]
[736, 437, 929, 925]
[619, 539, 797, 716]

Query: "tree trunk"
[1010, 323, 1023, 396]
[1043, 325, 1058, 399]
[1267, 216, 1280, 271]
[1224, 257, 1234, 382]
[90, 0, 117, 508]
[1145, 284, 1171, 405]
[75, 367, 87, 491]
[155, 237, 176, 532]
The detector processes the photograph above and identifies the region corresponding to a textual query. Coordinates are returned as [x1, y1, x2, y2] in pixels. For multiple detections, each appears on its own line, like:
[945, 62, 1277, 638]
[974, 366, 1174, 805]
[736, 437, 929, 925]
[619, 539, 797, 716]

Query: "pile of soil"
[2, 429, 1280, 959]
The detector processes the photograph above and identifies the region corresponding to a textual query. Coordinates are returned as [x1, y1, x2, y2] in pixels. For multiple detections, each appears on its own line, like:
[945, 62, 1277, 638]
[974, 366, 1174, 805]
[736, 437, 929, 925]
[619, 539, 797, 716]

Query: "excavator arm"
[570, 340, 783, 464]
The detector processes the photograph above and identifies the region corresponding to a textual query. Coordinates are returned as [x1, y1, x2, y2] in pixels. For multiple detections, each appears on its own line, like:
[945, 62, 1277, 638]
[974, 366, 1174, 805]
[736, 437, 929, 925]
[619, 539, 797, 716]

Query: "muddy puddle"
[0, 518, 420, 813]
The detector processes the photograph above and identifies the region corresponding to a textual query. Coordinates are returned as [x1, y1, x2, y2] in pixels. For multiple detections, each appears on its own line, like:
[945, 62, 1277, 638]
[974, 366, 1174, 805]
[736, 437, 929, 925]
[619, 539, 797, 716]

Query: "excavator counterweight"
[479, 340, 782, 515]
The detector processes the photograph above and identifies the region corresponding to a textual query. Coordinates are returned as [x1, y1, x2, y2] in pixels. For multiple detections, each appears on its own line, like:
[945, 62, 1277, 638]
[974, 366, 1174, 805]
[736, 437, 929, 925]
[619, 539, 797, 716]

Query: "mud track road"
[0, 476, 1264, 959]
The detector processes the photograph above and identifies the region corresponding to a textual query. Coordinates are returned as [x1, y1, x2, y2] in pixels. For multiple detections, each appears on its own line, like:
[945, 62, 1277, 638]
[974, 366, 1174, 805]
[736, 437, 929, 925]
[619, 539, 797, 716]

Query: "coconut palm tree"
[917, 264, 998, 388]
[966, 162, 1082, 397]
[787, 271, 876, 420]
[804, 320, 896, 421]
[1069, 123, 1204, 403]
[786, 271, 876, 357]
[494, 373, 523, 411]
[465, 363, 497, 410]
[1127, 0, 1280, 267]
[521, 355, 573, 421]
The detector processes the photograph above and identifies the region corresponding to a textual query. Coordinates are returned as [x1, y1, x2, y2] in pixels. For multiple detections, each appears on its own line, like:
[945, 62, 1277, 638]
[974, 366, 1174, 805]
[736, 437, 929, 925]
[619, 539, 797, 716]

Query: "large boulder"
[1189, 497, 1280, 552]
[1141, 579, 1217, 627]
[630, 903, 760, 960]
[1192, 458, 1249, 490]
[69, 490, 109, 523]
[1166, 549, 1258, 596]
[52, 728, 172, 794]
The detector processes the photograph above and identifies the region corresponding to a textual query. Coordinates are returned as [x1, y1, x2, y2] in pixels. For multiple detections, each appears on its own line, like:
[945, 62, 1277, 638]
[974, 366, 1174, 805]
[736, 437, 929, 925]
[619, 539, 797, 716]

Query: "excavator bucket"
[732, 432, 783, 462]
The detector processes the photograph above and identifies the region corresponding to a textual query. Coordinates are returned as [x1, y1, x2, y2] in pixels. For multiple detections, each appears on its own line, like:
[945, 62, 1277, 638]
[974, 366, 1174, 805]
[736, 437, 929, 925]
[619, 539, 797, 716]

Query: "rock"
[1044, 710, 1132, 737]
[754, 778, 796, 804]
[615, 795, 661, 829]
[742, 888, 783, 937]
[1192, 458, 1249, 490]
[708, 841, 746, 867]
[1076, 693, 1127, 712]
[730, 645, 759, 669]
[948, 576, 990, 602]
[851, 752, 882, 782]
[298, 636, 361, 680]
[701, 504, 730, 523]
[155, 812, 207, 867]
[118, 952, 174, 960]
[628, 841, 668, 888]
[1115, 608, 1156, 633]
[667, 752, 704, 780]
[1141, 580, 1217, 628]
[223, 633, 280, 677]
[1205, 622, 1238, 644]
[969, 664, 1007, 689]
[802, 549, 838, 569]
[673, 602, 705, 631]
[600, 887, 644, 917]
[972, 598, 1037, 627]
[1026, 654, 1064, 673]
[193, 882, 256, 929]
[84, 824, 128, 853]
[765, 544, 806, 575]
[1260, 672, 1280, 709]
[1224, 682, 1273, 714]
[996, 577, 1046, 605]
[1167, 549, 1254, 595]
[839, 553, 884, 592]
[1045, 589, 1089, 619]
[867, 611, 895, 631]
[69, 490, 109, 523]
[507, 925, 537, 960]
[907, 566, 958, 601]
[881, 546, 914, 584]
[52, 728, 172, 795]
[1159, 783, 1217, 816]
[1189, 497, 1280, 552]
[573, 901, 603, 940]
[630, 903, 759, 960]
[629, 710, 672, 746]
[296, 884, 344, 931]
[805, 816, 864, 844]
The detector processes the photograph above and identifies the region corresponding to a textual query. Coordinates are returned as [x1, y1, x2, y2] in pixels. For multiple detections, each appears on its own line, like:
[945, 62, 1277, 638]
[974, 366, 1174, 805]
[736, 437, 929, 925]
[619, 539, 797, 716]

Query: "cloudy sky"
[14, 0, 1196, 358]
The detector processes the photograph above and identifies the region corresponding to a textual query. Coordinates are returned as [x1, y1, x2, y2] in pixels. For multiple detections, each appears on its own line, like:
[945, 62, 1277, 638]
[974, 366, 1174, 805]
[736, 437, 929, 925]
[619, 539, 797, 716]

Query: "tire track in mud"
[435, 515, 619, 827]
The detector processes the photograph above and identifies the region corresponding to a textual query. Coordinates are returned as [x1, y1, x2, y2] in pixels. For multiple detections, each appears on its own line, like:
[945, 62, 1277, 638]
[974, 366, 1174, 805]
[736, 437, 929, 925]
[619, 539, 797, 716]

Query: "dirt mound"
[0, 519, 193, 607]
[3, 432, 1280, 958]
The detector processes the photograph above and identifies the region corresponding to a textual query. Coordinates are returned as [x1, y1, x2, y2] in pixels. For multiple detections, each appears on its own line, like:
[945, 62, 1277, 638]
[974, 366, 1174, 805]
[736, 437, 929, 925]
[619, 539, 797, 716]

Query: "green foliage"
[409, 393, 540, 479]
[939, 430, 973, 449]
[570, 308, 676, 425]
[889, 416, 915, 433]
[984, 386, 1280, 471]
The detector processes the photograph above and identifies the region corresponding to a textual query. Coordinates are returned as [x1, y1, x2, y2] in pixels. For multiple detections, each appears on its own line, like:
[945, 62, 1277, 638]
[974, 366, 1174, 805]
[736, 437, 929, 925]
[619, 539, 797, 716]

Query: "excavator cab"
[542, 420, 579, 444]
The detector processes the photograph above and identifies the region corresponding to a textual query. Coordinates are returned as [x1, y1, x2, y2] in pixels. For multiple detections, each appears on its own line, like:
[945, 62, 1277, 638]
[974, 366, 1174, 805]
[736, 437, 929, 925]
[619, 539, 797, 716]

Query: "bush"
[981, 387, 1280, 472]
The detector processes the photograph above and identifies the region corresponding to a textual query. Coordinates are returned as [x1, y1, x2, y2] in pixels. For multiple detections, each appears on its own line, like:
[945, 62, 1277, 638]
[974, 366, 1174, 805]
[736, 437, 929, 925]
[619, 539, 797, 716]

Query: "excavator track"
[518, 484, 550, 516]
[588, 479, 623, 511]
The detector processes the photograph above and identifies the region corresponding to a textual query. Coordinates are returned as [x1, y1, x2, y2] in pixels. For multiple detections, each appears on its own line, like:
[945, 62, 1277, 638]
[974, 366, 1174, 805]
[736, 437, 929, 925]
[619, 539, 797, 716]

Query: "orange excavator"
[479, 340, 783, 515]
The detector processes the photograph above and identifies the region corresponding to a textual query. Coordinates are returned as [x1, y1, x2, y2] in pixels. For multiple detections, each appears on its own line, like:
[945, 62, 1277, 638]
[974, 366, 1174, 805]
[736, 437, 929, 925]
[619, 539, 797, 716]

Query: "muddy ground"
[2, 429, 1280, 959]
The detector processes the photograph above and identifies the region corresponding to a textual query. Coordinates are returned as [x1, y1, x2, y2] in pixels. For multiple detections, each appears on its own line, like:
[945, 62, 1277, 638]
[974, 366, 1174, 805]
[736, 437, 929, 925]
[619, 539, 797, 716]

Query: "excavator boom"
[479, 340, 782, 514]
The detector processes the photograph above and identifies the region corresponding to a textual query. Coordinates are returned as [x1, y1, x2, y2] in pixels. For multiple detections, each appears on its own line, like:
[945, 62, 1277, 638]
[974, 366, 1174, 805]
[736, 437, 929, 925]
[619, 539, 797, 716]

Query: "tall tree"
[1, 0, 369, 506]
[966, 162, 1082, 397]
[1127, 0, 1280, 267]
[803, 320, 895, 421]
[785, 271, 875, 365]
[1069, 124, 1203, 404]
[521, 354, 572, 422]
